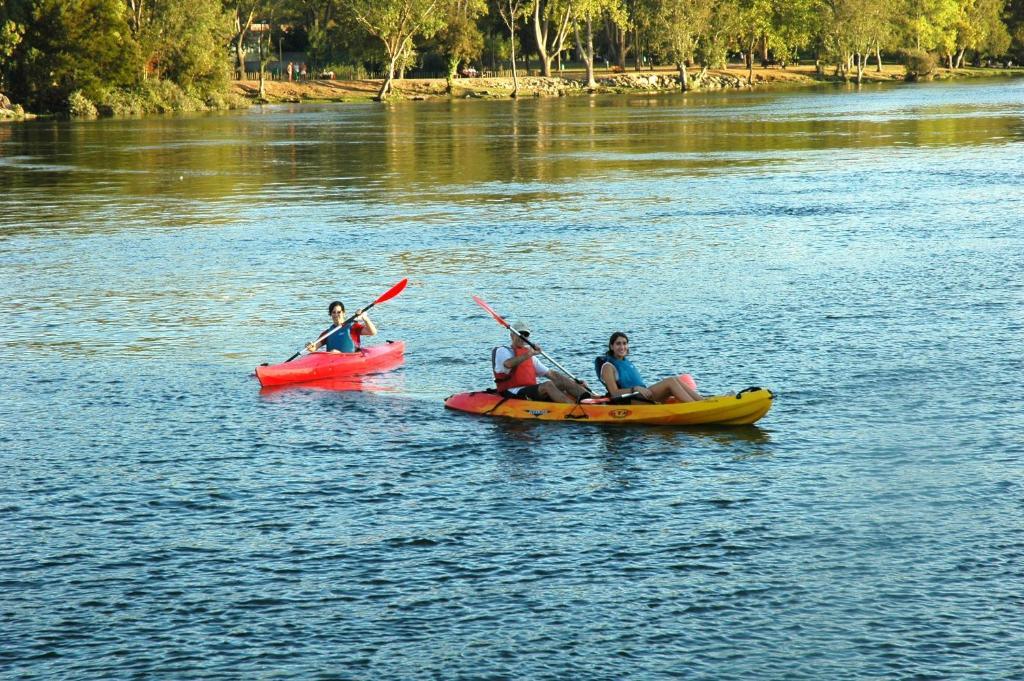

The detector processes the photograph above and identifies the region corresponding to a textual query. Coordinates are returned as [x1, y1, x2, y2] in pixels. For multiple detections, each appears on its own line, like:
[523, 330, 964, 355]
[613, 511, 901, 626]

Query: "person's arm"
[602, 362, 638, 398]
[355, 310, 377, 337]
[306, 326, 332, 353]
[502, 347, 538, 371]
[532, 356, 549, 377]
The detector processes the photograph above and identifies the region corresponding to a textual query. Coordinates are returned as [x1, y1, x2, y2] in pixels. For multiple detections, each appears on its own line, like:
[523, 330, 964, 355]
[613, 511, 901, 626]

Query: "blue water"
[2, 78, 1023, 678]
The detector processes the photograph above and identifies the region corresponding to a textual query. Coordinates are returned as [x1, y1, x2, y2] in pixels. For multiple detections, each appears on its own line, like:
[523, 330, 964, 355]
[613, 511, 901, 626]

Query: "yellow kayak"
[444, 387, 773, 426]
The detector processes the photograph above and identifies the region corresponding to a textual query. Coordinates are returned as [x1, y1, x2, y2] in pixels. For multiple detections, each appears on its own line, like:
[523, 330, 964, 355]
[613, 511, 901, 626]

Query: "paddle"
[284, 278, 409, 362]
[580, 392, 643, 405]
[471, 294, 591, 393]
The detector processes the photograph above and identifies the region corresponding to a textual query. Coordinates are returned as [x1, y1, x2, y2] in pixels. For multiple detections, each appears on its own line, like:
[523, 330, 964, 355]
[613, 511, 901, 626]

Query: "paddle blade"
[471, 295, 509, 328]
[374, 277, 408, 305]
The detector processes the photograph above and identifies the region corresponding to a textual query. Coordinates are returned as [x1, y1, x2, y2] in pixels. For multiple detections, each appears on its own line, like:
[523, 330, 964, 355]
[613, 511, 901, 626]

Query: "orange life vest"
[493, 346, 537, 392]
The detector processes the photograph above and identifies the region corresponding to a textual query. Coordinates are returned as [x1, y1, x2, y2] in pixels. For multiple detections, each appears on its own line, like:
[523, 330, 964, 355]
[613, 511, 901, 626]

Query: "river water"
[2, 79, 1023, 678]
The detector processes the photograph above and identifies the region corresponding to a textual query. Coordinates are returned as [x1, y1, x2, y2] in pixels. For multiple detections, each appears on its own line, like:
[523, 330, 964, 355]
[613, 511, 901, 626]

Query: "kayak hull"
[444, 388, 773, 426]
[255, 341, 405, 387]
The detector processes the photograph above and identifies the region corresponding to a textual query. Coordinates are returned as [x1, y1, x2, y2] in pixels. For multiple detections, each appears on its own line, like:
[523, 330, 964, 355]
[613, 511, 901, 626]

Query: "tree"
[141, 0, 234, 91]
[696, 0, 740, 69]
[436, 0, 486, 92]
[771, 0, 820, 67]
[7, 0, 142, 111]
[496, 0, 527, 96]
[574, 0, 625, 86]
[902, 0, 960, 52]
[531, 0, 573, 77]
[735, 0, 774, 84]
[224, 0, 264, 80]
[652, 0, 712, 90]
[951, 0, 1010, 67]
[349, 0, 446, 100]
[0, 16, 26, 91]
[820, 0, 890, 82]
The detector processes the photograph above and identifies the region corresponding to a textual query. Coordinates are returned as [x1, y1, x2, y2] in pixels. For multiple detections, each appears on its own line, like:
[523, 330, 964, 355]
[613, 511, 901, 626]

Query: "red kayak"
[255, 340, 405, 387]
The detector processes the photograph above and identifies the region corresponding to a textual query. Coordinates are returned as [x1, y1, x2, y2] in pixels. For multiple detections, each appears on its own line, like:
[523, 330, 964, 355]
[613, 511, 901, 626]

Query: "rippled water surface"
[2, 79, 1023, 679]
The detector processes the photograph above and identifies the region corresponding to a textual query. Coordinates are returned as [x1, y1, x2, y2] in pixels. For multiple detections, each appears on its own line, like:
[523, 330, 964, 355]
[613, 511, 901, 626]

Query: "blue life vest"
[595, 355, 645, 389]
[325, 321, 357, 353]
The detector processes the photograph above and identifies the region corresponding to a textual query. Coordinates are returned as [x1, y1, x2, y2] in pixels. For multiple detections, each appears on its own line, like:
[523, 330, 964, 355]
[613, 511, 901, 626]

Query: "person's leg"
[537, 381, 575, 403]
[548, 371, 591, 400]
[649, 376, 700, 403]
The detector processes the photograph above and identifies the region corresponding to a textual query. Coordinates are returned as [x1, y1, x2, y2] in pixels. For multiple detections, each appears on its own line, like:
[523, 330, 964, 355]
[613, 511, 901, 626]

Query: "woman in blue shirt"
[306, 300, 377, 353]
[599, 332, 702, 403]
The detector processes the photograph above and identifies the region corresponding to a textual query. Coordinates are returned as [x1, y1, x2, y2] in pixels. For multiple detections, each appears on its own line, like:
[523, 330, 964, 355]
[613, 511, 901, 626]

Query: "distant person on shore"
[597, 332, 701, 403]
[306, 301, 377, 354]
[287, 62, 294, 81]
[300, 63, 307, 80]
[493, 321, 592, 403]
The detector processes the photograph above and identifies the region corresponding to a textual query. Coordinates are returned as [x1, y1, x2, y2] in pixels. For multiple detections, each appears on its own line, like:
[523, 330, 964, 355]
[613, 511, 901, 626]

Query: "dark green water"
[2, 79, 1022, 678]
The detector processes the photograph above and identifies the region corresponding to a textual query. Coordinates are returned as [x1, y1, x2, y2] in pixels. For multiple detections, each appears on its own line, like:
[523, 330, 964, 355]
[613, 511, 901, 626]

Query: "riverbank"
[231, 63, 1024, 104]
[4, 63, 1019, 120]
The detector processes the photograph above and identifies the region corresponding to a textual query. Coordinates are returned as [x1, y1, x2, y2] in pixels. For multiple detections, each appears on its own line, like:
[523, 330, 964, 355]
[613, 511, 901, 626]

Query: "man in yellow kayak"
[492, 321, 592, 403]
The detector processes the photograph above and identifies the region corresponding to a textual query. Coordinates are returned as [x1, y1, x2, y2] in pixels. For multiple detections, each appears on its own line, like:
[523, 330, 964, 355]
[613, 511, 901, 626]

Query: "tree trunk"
[575, 20, 596, 88]
[446, 54, 458, 95]
[510, 26, 519, 98]
[604, 18, 628, 69]
[236, 36, 247, 80]
[257, 34, 265, 99]
[233, 8, 256, 81]
[746, 37, 755, 85]
[955, 48, 966, 69]
[678, 62, 688, 92]
[585, 20, 595, 87]
[534, 4, 551, 77]
[377, 53, 399, 101]
[634, 29, 641, 71]
[855, 52, 864, 84]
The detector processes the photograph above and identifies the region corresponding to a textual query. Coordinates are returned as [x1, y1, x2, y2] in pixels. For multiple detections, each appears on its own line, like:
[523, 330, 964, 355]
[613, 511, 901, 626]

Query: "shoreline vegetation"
[2, 64, 1021, 122]
[229, 64, 1024, 105]
[2, 0, 1023, 122]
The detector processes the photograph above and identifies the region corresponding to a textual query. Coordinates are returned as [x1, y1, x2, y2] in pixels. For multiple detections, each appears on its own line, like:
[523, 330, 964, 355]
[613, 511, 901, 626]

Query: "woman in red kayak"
[306, 301, 377, 354]
[598, 332, 701, 403]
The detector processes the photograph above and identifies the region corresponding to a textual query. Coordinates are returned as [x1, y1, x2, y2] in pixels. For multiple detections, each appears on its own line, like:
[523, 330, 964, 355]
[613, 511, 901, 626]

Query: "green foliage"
[67, 89, 97, 117]
[436, 0, 487, 75]
[1, 19, 24, 61]
[483, 32, 511, 64]
[143, 0, 233, 93]
[91, 80, 245, 116]
[956, 0, 1011, 58]
[320, 63, 371, 79]
[6, 0, 143, 112]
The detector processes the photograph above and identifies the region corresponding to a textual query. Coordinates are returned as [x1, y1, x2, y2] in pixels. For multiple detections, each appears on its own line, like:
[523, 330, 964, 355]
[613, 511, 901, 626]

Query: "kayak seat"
[594, 355, 613, 394]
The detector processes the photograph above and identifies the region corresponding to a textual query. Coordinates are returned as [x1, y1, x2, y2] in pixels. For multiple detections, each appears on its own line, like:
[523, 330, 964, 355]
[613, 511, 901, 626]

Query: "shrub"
[95, 87, 147, 116]
[903, 49, 936, 81]
[67, 90, 98, 118]
[147, 79, 203, 112]
[320, 63, 368, 80]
